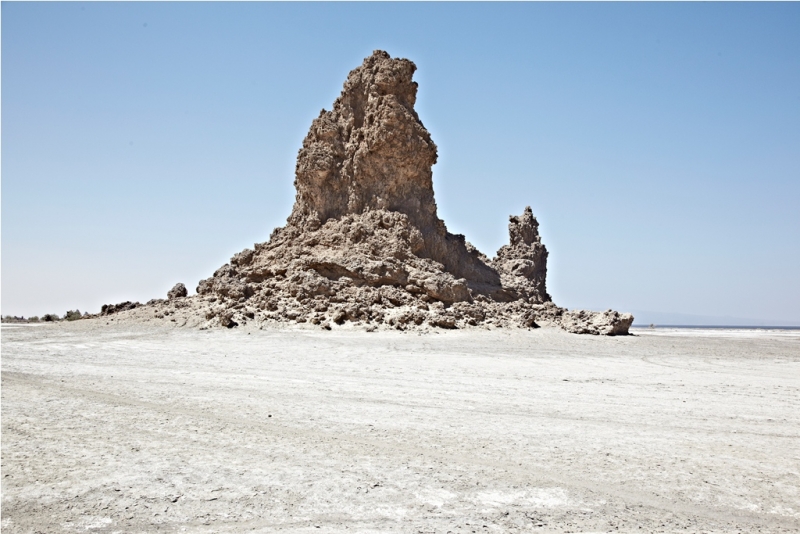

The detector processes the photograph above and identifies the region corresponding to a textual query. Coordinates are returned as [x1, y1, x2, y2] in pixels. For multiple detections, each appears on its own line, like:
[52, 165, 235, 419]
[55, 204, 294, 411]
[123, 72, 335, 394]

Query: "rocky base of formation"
[93, 209, 633, 335]
[97, 293, 632, 335]
[90, 51, 634, 336]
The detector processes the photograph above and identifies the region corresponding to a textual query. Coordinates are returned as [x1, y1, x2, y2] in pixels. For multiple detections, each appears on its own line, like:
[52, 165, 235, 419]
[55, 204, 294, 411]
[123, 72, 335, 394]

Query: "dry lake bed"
[2, 322, 798, 533]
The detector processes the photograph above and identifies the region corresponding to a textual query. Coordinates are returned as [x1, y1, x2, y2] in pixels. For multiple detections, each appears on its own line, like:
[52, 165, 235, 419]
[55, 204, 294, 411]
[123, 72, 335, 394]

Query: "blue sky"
[2, 2, 799, 324]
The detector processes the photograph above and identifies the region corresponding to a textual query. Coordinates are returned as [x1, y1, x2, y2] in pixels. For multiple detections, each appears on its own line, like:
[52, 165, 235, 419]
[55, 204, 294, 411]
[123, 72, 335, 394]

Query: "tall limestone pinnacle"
[287, 50, 497, 288]
[102, 51, 633, 334]
[290, 50, 438, 231]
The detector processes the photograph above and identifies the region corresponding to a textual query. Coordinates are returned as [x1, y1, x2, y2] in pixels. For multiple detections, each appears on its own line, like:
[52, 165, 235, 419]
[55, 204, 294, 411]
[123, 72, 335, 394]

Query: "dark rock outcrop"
[101, 301, 141, 316]
[168, 283, 188, 300]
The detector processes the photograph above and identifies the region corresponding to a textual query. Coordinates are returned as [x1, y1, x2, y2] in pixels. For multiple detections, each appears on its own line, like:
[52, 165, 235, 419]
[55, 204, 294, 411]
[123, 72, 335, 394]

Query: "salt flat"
[2, 322, 798, 533]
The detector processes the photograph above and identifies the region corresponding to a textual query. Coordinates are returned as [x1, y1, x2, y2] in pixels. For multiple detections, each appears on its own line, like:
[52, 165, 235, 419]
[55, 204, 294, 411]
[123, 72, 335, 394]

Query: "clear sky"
[2, 2, 799, 325]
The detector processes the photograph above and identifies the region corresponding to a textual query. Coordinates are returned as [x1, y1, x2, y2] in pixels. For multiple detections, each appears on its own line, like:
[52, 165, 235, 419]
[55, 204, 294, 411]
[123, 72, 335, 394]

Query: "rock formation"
[561, 309, 634, 336]
[108, 51, 633, 334]
[100, 301, 140, 316]
[168, 283, 188, 300]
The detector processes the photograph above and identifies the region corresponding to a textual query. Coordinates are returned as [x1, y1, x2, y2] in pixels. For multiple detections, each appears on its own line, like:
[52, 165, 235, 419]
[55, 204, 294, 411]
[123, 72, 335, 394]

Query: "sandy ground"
[2, 322, 798, 533]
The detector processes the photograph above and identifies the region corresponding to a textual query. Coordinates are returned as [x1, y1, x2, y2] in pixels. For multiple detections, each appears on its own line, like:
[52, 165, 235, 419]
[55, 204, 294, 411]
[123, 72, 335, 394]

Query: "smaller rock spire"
[508, 206, 541, 247]
[492, 207, 550, 303]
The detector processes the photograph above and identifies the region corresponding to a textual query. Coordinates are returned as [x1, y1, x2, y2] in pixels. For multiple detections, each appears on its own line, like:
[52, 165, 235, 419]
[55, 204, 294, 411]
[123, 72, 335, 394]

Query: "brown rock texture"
[115, 51, 632, 334]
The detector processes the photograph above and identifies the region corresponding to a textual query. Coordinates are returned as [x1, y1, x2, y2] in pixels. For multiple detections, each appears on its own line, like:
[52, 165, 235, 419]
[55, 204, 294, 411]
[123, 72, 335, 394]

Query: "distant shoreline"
[632, 324, 800, 330]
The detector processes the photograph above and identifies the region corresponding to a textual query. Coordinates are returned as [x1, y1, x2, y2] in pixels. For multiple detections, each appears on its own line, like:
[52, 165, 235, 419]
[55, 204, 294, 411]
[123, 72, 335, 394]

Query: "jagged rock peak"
[338, 50, 421, 117]
[290, 50, 439, 233]
[509, 206, 541, 247]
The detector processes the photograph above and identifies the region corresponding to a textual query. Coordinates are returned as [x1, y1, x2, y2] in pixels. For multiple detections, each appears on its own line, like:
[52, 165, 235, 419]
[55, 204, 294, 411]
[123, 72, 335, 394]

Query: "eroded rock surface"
[108, 51, 632, 334]
[561, 310, 635, 336]
[168, 283, 188, 300]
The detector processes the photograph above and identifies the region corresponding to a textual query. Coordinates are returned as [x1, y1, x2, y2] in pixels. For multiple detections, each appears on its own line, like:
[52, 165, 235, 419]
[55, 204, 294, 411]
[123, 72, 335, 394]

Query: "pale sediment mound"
[105, 51, 632, 334]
